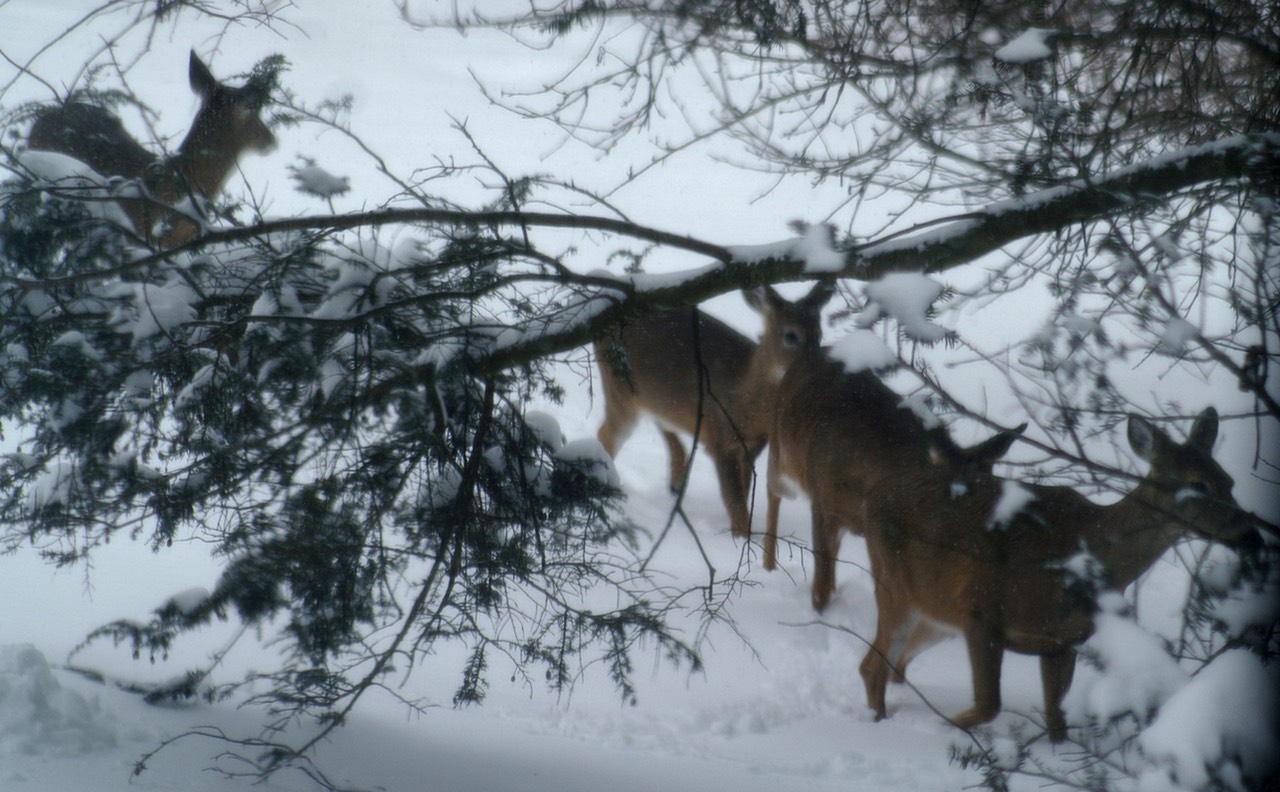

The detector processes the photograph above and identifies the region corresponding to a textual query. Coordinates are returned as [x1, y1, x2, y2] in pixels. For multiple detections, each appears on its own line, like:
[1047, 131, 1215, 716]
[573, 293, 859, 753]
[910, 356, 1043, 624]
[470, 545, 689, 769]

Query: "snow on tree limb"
[478, 132, 1279, 372]
[7, 133, 1275, 380]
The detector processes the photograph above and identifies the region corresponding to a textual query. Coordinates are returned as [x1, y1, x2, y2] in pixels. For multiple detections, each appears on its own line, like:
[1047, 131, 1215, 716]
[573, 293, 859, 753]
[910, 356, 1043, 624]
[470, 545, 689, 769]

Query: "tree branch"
[476, 133, 1279, 372]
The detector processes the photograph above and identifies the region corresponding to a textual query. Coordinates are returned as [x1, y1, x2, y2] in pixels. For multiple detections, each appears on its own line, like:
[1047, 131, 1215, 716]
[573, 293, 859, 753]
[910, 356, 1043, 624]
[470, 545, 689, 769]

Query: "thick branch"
[478, 133, 1280, 372]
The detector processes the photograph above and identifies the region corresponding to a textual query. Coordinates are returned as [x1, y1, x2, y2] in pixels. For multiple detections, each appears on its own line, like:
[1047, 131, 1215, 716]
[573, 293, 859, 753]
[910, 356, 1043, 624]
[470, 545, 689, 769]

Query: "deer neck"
[1080, 482, 1184, 590]
[171, 130, 240, 200]
[738, 346, 792, 418]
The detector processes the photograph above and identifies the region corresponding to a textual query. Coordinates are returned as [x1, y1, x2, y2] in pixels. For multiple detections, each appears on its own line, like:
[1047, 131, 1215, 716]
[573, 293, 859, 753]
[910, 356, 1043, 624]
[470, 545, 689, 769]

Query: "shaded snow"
[1138, 650, 1280, 791]
[1158, 316, 1200, 355]
[0, 645, 117, 757]
[554, 438, 620, 487]
[161, 588, 211, 616]
[1066, 599, 1190, 725]
[525, 410, 566, 452]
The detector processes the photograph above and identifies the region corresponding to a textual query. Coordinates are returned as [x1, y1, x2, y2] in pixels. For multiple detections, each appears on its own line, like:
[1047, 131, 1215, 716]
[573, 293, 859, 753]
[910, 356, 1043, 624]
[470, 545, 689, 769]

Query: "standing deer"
[764, 346, 1024, 611]
[858, 408, 1253, 742]
[27, 51, 276, 248]
[596, 282, 835, 537]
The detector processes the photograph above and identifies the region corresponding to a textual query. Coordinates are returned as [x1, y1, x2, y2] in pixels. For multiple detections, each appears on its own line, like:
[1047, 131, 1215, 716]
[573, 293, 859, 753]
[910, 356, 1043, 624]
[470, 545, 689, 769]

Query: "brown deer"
[27, 51, 275, 248]
[858, 408, 1253, 742]
[596, 282, 835, 537]
[763, 346, 1024, 611]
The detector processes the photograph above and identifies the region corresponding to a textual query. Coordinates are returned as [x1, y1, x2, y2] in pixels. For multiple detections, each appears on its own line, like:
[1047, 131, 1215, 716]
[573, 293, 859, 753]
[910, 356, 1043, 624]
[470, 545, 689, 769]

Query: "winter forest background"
[0, 1, 1277, 791]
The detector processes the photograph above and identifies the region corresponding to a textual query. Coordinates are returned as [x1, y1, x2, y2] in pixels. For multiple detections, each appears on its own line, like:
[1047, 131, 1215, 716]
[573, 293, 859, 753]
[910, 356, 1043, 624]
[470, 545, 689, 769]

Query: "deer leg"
[763, 442, 785, 570]
[952, 615, 1004, 730]
[810, 508, 841, 611]
[596, 399, 637, 461]
[892, 619, 948, 684]
[712, 447, 753, 538]
[1040, 650, 1076, 743]
[763, 491, 782, 570]
[660, 430, 689, 493]
[861, 598, 918, 722]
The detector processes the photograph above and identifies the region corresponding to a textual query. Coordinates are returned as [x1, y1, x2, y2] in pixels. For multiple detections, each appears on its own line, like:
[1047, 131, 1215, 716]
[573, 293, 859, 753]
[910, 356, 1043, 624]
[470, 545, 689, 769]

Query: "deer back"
[771, 354, 936, 511]
[595, 283, 834, 536]
[596, 306, 758, 448]
[858, 408, 1253, 739]
[27, 51, 274, 247]
[597, 283, 833, 456]
[864, 407, 1253, 653]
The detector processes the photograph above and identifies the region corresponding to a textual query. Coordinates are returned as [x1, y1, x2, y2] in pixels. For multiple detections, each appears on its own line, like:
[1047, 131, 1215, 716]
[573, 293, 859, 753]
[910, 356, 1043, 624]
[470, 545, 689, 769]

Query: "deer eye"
[783, 330, 801, 347]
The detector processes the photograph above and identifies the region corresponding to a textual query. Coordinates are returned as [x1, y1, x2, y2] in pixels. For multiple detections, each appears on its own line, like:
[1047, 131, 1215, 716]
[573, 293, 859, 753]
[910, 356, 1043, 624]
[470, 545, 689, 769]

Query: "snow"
[1138, 650, 1280, 791]
[984, 479, 1036, 529]
[0, 645, 118, 758]
[994, 29, 1055, 64]
[525, 410, 566, 452]
[107, 279, 201, 340]
[1158, 316, 1201, 355]
[854, 272, 949, 342]
[725, 222, 845, 272]
[288, 157, 351, 199]
[161, 588, 211, 616]
[826, 329, 898, 373]
[1067, 600, 1190, 725]
[554, 438, 620, 487]
[0, 4, 1276, 792]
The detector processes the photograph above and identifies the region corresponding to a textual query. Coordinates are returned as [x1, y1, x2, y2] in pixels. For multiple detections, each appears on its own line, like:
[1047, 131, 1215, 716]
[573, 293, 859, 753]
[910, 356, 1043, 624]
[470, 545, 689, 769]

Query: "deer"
[27, 50, 276, 248]
[858, 407, 1254, 742]
[763, 345, 1024, 612]
[595, 282, 835, 538]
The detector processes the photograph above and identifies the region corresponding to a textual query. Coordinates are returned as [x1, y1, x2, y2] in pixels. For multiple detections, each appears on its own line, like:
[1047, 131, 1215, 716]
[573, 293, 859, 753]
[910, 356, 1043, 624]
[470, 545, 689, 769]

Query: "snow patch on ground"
[0, 645, 117, 757]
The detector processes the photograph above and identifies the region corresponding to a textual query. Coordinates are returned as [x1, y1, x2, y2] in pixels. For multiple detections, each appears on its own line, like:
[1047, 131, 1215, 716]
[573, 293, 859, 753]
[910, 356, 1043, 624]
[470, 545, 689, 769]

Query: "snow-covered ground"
[1, 3, 1276, 791]
[0, 417, 1189, 792]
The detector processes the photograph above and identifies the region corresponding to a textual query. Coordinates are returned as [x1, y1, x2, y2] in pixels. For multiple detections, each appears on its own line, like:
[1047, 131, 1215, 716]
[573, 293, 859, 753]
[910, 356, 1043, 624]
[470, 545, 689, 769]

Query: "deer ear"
[1186, 407, 1219, 453]
[743, 285, 784, 313]
[804, 280, 837, 309]
[189, 51, 218, 99]
[1127, 415, 1166, 461]
[967, 422, 1026, 468]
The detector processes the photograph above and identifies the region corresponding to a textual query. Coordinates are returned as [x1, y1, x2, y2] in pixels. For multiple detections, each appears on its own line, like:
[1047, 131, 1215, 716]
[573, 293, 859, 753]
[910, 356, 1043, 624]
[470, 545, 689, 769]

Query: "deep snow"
[1, 3, 1277, 791]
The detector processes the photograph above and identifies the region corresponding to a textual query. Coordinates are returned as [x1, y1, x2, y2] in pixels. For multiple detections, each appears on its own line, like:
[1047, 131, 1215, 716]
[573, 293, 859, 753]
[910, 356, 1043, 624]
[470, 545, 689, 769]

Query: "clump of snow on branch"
[994, 28, 1055, 64]
[17, 150, 136, 232]
[984, 479, 1035, 529]
[288, 156, 350, 200]
[1137, 650, 1280, 791]
[855, 272, 949, 342]
[106, 279, 200, 340]
[1157, 316, 1200, 356]
[897, 392, 942, 429]
[723, 221, 844, 272]
[554, 439, 619, 488]
[1066, 593, 1189, 726]
[0, 644, 118, 756]
[793, 222, 844, 272]
[25, 459, 75, 514]
[1194, 545, 1280, 641]
[160, 588, 211, 616]
[525, 411, 566, 453]
[827, 330, 898, 373]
